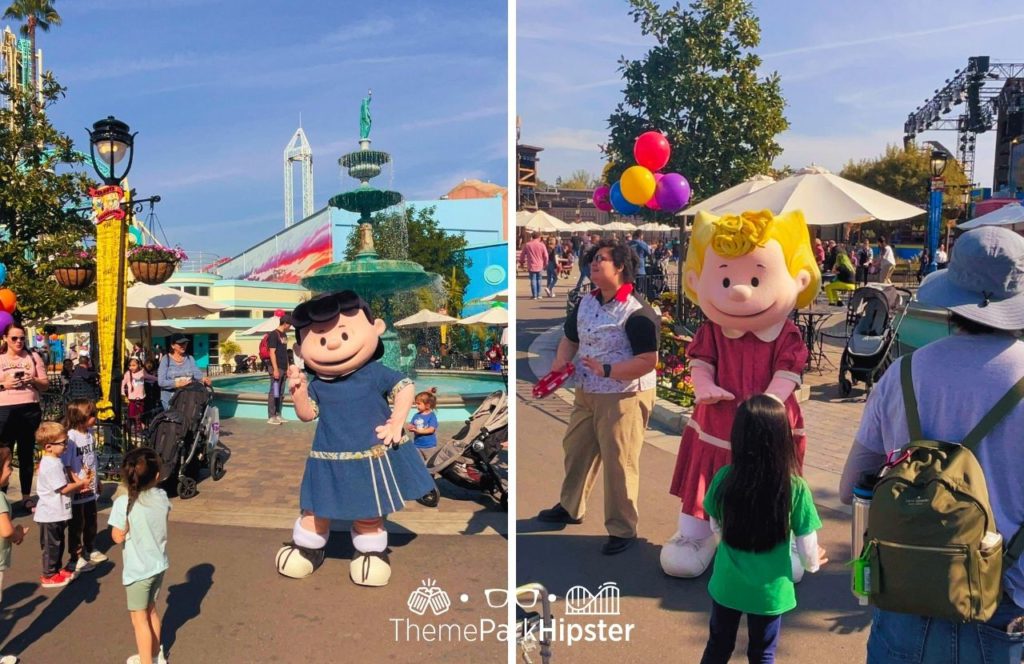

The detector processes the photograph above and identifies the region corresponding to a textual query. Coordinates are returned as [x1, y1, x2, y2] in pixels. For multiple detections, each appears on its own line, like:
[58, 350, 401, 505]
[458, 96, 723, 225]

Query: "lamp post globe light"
[926, 150, 948, 275]
[87, 115, 136, 423]
[88, 116, 136, 185]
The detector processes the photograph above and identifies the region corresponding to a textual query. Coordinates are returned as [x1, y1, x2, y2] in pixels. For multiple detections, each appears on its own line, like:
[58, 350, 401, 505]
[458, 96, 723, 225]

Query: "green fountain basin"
[329, 188, 403, 216]
[340, 150, 391, 168]
[300, 258, 437, 296]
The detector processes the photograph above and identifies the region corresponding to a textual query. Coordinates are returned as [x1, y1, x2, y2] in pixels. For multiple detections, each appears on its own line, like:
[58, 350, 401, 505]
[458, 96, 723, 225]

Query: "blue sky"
[518, 0, 1024, 196]
[33, 0, 507, 258]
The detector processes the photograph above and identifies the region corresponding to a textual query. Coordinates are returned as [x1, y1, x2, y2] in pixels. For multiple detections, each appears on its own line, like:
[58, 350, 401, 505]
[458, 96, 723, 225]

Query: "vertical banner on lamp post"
[927, 179, 944, 275]
[90, 185, 127, 420]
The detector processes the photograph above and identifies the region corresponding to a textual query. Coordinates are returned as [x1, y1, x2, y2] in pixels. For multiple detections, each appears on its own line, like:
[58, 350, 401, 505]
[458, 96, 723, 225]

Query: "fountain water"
[301, 96, 437, 369]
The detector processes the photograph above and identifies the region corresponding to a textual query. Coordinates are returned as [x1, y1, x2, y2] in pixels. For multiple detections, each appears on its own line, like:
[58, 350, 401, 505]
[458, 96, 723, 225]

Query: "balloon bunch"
[0, 263, 15, 331]
[593, 131, 692, 216]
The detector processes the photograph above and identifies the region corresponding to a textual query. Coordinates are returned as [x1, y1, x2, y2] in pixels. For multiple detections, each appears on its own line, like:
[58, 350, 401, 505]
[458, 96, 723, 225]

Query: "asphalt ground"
[2, 414, 508, 663]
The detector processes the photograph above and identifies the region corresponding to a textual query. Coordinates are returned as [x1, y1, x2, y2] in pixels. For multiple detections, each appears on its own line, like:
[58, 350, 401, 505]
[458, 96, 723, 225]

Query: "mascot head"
[684, 209, 820, 332]
[291, 291, 385, 379]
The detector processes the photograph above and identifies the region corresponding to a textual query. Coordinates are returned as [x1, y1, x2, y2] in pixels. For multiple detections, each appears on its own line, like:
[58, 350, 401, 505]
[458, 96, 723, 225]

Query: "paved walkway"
[515, 269, 874, 663]
[1, 394, 507, 662]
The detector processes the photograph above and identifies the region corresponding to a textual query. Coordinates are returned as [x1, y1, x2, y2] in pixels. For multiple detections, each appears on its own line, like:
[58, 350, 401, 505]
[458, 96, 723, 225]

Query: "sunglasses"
[591, 255, 614, 264]
[7, 336, 25, 341]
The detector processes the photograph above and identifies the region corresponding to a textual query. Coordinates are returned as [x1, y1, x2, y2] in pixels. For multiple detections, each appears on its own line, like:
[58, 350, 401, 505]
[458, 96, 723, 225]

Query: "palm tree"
[3, 0, 61, 88]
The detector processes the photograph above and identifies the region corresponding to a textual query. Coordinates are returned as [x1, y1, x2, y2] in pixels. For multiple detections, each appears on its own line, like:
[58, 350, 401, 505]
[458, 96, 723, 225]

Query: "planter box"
[129, 260, 175, 285]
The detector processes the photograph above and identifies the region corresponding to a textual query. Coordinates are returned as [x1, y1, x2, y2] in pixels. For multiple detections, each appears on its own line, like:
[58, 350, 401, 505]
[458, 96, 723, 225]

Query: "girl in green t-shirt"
[699, 395, 828, 663]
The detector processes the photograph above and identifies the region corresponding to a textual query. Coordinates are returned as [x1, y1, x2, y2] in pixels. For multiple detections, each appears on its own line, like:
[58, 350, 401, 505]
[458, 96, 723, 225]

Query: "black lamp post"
[87, 116, 136, 423]
[926, 150, 948, 275]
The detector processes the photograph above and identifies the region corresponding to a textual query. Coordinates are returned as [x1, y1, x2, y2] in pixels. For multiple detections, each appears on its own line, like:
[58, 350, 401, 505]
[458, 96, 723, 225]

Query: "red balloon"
[0, 288, 15, 314]
[634, 131, 671, 171]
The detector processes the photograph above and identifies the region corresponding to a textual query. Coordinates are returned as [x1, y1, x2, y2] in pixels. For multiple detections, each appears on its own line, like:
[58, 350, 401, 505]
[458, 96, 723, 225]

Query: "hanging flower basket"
[54, 266, 96, 290]
[129, 260, 176, 285]
[127, 245, 187, 285]
[52, 247, 97, 290]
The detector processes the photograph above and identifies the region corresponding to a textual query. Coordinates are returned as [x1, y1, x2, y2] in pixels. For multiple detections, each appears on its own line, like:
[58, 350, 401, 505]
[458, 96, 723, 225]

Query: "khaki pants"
[559, 388, 655, 538]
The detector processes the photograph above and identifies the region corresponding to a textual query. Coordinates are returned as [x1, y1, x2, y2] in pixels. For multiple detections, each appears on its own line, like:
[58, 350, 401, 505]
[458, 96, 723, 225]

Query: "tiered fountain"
[301, 92, 436, 369]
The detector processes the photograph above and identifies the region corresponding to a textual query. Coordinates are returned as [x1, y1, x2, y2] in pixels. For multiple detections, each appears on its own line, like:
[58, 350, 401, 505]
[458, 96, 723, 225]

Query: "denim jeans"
[528, 271, 542, 297]
[546, 268, 558, 292]
[700, 600, 781, 664]
[866, 594, 1023, 663]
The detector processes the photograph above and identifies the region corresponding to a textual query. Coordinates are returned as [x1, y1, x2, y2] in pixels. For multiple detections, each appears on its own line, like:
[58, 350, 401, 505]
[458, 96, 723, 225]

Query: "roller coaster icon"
[564, 582, 621, 616]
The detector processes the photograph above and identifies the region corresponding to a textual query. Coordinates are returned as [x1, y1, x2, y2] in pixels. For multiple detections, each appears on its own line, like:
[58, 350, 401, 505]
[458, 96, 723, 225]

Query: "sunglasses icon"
[484, 588, 542, 609]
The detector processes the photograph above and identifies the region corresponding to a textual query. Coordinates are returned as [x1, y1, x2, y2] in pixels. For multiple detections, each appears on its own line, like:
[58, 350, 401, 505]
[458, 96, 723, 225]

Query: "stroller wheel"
[416, 487, 440, 508]
[210, 450, 227, 481]
[177, 476, 198, 500]
[839, 375, 852, 396]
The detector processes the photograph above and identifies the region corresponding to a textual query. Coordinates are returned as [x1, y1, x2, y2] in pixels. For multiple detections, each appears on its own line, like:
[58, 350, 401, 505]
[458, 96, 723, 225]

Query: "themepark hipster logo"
[390, 580, 635, 647]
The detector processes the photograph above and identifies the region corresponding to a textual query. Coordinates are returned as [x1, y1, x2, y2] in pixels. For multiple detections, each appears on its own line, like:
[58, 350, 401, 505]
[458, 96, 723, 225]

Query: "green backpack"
[862, 355, 1024, 622]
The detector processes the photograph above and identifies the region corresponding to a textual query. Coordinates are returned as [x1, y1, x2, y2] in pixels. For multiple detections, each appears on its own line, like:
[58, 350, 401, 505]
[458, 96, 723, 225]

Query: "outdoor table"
[792, 306, 837, 371]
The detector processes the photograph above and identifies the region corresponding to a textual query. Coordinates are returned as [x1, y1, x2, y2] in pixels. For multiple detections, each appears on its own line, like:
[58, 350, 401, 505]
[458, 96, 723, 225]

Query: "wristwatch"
[603, 363, 612, 378]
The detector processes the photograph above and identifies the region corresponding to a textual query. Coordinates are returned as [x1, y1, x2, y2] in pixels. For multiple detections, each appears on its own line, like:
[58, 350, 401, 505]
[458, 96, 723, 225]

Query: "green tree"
[840, 144, 969, 240]
[3, 0, 61, 85]
[605, 0, 787, 213]
[0, 73, 95, 322]
[556, 169, 599, 190]
[343, 205, 471, 317]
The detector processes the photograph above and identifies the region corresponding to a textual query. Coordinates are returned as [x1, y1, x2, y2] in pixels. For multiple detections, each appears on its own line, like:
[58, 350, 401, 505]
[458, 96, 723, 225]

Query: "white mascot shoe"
[660, 533, 717, 578]
[350, 551, 391, 587]
[276, 542, 325, 579]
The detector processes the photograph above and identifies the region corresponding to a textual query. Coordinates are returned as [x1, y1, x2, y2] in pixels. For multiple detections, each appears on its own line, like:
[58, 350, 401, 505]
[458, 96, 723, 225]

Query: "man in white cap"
[840, 226, 1024, 662]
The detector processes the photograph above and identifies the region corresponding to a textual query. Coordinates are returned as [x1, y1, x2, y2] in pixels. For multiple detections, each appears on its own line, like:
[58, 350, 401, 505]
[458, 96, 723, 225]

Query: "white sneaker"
[659, 533, 717, 578]
[1, 654, 19, 663]
[75, 557, 96, 573]
[275, 416, 286, 424]
[88, 550, 108, 563]
[126, 656, 142, 664]
[267, 418, 281, 425]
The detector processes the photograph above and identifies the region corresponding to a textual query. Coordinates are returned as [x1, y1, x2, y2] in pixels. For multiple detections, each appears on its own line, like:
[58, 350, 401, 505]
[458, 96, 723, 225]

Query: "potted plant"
[52, 247, 97, 290]
[128, 244, 187, 285]
[220, 339, 241, 371]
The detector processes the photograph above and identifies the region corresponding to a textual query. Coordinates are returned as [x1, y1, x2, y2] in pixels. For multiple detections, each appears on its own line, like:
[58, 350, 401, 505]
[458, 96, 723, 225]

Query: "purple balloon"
[655, 173, 692, 213]
[0, 311, 12, 333]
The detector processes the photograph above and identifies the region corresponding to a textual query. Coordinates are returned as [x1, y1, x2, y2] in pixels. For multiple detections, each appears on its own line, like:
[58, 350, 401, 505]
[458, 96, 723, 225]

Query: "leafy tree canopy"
[605, 0, 788, 215]
[840, 144, 970, 239]
[0, 73, 96, 322]
[555, 169, 600, 190]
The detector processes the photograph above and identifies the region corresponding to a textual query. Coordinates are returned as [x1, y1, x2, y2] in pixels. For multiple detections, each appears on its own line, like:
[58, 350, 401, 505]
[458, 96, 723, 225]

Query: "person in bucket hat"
[841, 226, 1024, 662]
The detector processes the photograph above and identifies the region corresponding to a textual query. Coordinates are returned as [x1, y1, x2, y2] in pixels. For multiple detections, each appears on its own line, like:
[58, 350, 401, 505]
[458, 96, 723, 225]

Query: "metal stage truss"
[903, 56, 1024, 188]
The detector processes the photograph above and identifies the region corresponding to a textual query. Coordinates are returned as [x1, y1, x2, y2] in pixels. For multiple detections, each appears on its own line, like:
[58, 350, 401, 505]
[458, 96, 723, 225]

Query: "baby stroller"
[417, 390, 508, 510]
[233, 354, 253, 373]
[148, 382, 228, 499]
[517, 583, 554, 664]
[837, 284, 913, 397]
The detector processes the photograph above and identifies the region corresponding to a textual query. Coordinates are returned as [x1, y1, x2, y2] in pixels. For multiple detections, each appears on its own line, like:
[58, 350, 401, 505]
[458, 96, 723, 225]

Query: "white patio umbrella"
[710, 166, 925, 226]
[523, 210, 572, 232]
[958, 202, 1024, 230]
[679, 174, 775, 215]
[457, 306, 508, 327]
[67, 282, 227, 322]
[515, 210, 535, 228]
[479, 288, 508, 303]
[637, 222, 664, 232]
[240, 316, 283, 336]
[394, 309, 458, 328]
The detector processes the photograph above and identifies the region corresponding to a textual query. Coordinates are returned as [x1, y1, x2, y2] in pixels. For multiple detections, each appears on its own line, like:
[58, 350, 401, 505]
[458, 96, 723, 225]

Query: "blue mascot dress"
[301, 362, 435, 519]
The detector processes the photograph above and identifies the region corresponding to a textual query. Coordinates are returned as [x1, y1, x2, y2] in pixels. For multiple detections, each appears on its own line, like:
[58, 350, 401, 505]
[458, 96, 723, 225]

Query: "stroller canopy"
[848, 285, 902, 356]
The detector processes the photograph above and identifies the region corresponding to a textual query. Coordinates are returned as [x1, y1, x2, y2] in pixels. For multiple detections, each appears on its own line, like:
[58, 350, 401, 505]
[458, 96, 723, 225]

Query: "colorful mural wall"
[217, 209, 332, 283]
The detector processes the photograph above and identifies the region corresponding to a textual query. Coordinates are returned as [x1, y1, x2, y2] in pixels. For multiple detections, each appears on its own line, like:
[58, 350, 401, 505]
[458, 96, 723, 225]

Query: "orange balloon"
[0, 288, 15, 313]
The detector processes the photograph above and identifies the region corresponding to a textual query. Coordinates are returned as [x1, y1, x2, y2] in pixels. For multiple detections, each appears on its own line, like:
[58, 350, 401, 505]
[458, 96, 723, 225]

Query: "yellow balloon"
[620, 165, 656, 205]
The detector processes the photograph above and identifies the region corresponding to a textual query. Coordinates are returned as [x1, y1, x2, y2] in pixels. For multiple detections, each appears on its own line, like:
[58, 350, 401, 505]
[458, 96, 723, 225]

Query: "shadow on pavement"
[3, 560, 115, 656]
[163, 563, 215, 656]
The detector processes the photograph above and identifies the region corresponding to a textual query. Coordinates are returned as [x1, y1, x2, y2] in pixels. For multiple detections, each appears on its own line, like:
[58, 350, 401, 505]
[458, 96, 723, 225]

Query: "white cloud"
[774, 129, 901, 173]
[319, 18, 395, 44]
[762, 14, 1024, 59]
[394, 106, 506, 132]
[529, 128, 608, 153]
